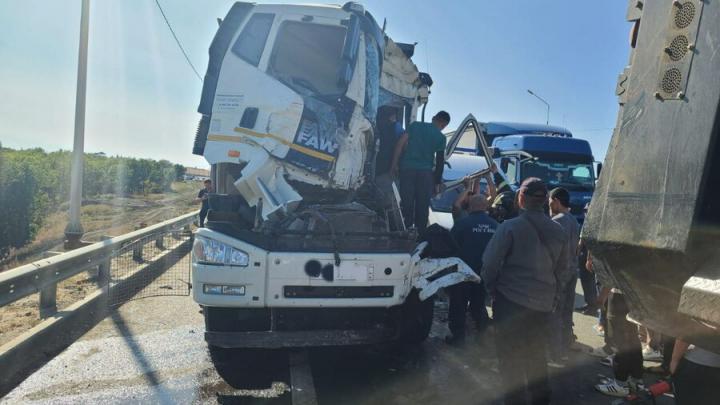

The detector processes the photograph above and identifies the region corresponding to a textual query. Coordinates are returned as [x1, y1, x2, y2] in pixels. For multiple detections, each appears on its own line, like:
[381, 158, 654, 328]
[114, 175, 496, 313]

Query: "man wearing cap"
[547, 187, 580, 366]
[390, 111, 451, 232]
[482, 178, 568, 405]
[446, 192, 498, 345]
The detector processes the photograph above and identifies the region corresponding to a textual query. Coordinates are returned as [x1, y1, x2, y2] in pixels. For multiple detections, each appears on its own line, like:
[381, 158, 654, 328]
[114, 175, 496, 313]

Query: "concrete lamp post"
[64, 0, 90, 250]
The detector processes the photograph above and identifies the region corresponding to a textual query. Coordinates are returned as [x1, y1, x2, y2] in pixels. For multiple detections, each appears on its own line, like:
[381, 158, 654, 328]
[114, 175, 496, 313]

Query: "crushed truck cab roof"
[192, 2, 431, 219]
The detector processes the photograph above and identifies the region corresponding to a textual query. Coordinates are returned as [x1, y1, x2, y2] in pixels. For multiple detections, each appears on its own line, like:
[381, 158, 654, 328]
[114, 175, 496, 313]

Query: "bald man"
[446, 192, 499, 345]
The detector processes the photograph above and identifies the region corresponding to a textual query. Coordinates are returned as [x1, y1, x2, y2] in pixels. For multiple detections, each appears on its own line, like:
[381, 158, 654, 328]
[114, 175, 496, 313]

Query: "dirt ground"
[0, 181, 201, 347]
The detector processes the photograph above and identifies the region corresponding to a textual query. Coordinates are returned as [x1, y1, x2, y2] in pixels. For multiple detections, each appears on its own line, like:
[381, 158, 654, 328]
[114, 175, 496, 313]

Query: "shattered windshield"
[522, 160, 595, 190]
[269, 21, 347, 96]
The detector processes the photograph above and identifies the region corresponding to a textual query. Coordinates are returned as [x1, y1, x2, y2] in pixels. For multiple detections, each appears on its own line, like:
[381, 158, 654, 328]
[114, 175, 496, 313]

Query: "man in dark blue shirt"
[195, 179, 213, 227]
[446, 193, 498, 344]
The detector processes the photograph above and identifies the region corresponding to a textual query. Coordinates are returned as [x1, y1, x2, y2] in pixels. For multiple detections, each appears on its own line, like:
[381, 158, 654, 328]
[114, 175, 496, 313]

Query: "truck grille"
[283, 286, 394, 299]
[273, 307, 400, 331]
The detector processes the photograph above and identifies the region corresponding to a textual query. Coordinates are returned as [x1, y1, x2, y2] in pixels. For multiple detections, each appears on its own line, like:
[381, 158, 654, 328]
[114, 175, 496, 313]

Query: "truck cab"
[189, 2, 482, 356]
[192, 2, 429, 219]
[493, 131, 595, 223]
[447, 121, 596, 223]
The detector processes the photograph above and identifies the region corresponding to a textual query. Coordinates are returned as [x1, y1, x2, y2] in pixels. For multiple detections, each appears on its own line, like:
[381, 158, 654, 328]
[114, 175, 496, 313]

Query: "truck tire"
[208, 345, 286, 389]
[398, 289, 434, 344]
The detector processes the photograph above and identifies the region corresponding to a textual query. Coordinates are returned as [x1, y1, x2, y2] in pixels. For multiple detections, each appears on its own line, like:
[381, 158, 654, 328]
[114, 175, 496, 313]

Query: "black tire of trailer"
[398, 289, 434, 344]
[207, 345, 287, 389]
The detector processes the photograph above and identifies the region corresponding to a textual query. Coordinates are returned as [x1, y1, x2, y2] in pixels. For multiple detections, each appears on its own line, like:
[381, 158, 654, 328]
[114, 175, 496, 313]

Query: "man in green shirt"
[390, 111, 450, 232]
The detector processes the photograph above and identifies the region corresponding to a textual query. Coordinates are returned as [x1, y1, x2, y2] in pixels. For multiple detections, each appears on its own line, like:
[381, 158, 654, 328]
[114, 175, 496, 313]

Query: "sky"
[0, 0, 630, 168]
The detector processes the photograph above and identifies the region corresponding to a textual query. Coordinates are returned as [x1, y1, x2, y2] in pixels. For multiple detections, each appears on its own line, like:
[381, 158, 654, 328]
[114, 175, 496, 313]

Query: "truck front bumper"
[206, 328, 397, 348]
[202, 305, 405, 348]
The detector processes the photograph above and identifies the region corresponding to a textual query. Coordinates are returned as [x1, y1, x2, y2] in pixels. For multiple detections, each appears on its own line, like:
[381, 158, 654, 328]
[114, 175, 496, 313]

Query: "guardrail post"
[95, 236, 112, 287]
[132, 242, 144, 262]
[38, 251, 61, 318]
[39, 283, 57, 319]
[97, 257, 111, 287]
[155, 234, 165, 249]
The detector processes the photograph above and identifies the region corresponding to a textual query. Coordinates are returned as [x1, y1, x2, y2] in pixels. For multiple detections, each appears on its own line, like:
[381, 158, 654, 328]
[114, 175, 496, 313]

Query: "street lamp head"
[527, 89, 534, 95]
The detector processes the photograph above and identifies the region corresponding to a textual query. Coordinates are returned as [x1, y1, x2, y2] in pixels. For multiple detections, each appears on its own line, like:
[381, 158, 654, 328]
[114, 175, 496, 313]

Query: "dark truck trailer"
[583, 0, 720, 351]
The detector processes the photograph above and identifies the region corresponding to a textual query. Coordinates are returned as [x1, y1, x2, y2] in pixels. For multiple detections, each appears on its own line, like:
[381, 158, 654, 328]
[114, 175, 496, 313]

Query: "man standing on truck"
[195, 179, 212, 227]
[446, 193, 498, 345]
[390, 111, 450, 233]
[481, 178, 568, 405]
[375, 107, 404, 177]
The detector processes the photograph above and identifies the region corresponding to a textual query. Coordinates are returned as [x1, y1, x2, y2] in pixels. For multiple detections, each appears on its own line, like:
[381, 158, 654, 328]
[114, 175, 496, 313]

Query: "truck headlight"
[192, 236, 249, 267]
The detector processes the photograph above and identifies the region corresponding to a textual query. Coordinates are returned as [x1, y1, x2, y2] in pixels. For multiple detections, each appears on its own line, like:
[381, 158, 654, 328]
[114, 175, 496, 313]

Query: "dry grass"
[1, 181, 200, 270]
[0, 180, 203, 346]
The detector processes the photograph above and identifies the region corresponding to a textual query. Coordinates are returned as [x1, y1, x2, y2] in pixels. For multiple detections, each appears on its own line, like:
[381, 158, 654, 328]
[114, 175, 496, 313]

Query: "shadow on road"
[110, 310, 174, 403]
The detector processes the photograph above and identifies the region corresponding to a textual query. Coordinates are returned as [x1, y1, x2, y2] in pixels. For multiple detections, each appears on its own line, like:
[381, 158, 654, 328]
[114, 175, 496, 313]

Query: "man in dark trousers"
[195, 179, 213, 227]
[446, 193, 498, 345]
[390, 111, 450, 232]
[482, 178, 568, 405]
[547, 187, 580, 366]
[576, 203, 598, 314]
[594, 287, 644, 397]
[670, 339, 720, 404]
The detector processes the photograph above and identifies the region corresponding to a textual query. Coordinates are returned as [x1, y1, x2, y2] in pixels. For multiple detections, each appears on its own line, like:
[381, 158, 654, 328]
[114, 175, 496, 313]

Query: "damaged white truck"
[190, 2, 492, 352]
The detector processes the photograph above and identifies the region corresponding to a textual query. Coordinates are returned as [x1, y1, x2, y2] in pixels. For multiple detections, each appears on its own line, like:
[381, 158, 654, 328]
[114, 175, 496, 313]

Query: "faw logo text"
[296, 120, 339, 155]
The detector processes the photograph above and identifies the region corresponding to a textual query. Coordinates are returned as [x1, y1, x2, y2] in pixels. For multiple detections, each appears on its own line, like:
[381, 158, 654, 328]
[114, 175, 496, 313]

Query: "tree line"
[0, 145, 186, 259]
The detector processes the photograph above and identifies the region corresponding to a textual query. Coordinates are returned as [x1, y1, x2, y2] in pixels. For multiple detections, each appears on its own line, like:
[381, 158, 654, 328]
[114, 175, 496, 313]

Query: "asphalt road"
[2, 281, 674, 405]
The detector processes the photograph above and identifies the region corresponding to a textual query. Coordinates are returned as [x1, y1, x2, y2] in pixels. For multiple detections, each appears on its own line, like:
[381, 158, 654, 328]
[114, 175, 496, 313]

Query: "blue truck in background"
[452, 121, 598, 223]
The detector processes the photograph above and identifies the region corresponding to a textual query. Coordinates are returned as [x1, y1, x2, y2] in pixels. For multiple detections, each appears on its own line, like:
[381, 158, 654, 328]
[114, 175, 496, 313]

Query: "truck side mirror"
[596, 162, 603, 178]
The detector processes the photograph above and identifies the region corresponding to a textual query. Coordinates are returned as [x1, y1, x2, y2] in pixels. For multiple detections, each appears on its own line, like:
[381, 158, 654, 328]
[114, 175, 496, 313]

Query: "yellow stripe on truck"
[206, 128, 336, 163]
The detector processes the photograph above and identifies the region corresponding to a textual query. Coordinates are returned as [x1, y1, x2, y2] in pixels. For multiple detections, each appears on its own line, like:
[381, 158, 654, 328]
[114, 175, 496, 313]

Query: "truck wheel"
[208, 345, 286, 389]
[398, 289, 434, 344]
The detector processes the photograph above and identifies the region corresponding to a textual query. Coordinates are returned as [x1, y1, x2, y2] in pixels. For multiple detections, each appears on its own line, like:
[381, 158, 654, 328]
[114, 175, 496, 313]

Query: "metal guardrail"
[0, 210, 198, 317]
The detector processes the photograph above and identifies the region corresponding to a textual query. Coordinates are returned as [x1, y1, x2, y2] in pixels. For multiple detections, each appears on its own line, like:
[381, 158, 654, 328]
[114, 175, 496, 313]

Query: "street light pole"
[64, 0, 90, 250]
[527, 89, 550, 125]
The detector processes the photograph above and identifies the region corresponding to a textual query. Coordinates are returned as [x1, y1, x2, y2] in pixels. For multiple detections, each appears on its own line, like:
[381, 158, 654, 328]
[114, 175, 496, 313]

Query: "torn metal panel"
[363, 33, 381, 122]
[410, 242, 481, 301]
[231, 151, 302, 219]
[331, 106, 372, 189]
[381, 37, 421, 101]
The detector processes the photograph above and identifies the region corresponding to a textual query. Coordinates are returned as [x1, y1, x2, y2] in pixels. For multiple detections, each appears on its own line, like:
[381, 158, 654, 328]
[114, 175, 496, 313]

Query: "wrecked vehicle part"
[197, 3, 426, 218]
[192, 3, 480, 351]
[582, 0, 720, 351]
[410, 242, 481, 301]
